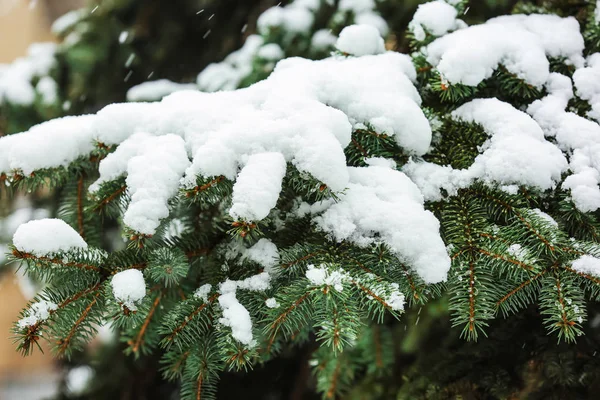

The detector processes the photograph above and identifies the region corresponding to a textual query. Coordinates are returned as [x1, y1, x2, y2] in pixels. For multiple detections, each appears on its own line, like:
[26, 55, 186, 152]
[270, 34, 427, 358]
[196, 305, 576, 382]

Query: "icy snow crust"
[0, 50, 451, 284]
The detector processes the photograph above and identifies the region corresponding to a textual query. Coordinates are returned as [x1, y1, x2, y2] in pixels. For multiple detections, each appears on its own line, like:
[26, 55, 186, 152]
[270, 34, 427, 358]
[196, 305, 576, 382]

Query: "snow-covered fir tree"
[3, 0, 600, 398]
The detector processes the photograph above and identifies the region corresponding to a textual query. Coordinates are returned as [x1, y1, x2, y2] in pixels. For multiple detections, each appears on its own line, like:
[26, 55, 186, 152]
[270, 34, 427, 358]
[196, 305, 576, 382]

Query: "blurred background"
[1, 3, 84, 398]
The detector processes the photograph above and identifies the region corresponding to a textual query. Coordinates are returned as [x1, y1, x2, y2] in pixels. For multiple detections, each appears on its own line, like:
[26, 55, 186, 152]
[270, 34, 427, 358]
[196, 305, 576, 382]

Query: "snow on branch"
[528, 73, 600, 212]
[13, 218, 88, 257]
[0, 39, 451, 283]
[425, 14, 584, 87]
[405, 98, 567, 201]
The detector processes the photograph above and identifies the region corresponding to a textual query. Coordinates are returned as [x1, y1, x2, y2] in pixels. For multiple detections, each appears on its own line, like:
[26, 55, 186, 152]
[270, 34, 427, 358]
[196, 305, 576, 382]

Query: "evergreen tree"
[3, 0, 600, 399]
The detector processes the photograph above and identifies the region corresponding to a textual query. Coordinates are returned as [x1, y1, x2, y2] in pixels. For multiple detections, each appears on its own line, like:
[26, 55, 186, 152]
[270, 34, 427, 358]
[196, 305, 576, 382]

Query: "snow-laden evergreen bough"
[5, 0, 600, 398]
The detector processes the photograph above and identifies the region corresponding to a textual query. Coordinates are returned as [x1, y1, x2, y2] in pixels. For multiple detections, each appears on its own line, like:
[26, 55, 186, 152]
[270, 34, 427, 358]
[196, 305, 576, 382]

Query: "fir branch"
[94, 184, 126, 210]
[56, 291, 102, 355]
[130, 290, 164, 355]
[267, 288, 318, 351]
[281, 251, 326, 270]
[495, 271, 546, 310]
[164, 294, 218, 344]
[326, 362, 342, 399]
[185, 175, 225, 197]
[476, 248, 535, 271]
[12, 249, 101, 272]
[564, 265, 600, 286]
[76, 175, 85, 238]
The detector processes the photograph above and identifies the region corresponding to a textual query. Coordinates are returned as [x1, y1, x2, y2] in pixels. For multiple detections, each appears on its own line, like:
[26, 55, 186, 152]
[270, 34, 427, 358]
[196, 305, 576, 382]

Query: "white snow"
[305, 264, 328, 285]
[217, 272, 271, 346]
[305, 264, 348, 292]
[0, 206, 50, 238]
[119, 31, 129, 44]
[364, 157, 396, 169]
[197, 35, 264, 92]
[572, 255, 600, 277]
[405, 98, 567, 202]
[311, 29, 337, 50]
[235, 271, 272, 291]
[305, 264, 406, 309]
[265, 297, 280, 308]
[193, 284, 212, 302]
[242, 239, 280, 272]
[181, 51, 430, 200]
[409, 0, 460, 41]
[290, 0, 321, 11]
[313, 166, 450, 284]
[336, 24, 385, 56]
[528, 73, 600, 212]
[385, 286, 405, 311]
[13, 218, 87, 257]
[229, 153, 286, 222]
[126, 80, 197, 102]
[1, 47, 444, 280]
[338, 0, 375, 14]
[257, 4, 314, 35]
[507, 244, 525, 260]
[426, 14, 584, 87]
[573, 54, 600, 123]
[218, 289, 254, 346]
[0, 43, 57, 105]
[111, 269, 146, 311]
[122, 134, 190, 234]
[17, 300, 57, 328]
[257, 44, 284, 61]
[0, 115, 97, 175]
[355, 12, 389, 36]
[36, 76, 58, 105]
[531, 208, 558, 227]
[65, 366, 94, 396]
[51, 9, 86, 35]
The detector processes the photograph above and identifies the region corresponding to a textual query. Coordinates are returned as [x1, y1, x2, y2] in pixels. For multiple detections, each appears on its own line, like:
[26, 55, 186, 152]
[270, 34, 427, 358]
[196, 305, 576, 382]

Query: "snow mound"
[111, 269, 146, 311]
[13, 218, 87, 257]
[426, 14, 584, 87]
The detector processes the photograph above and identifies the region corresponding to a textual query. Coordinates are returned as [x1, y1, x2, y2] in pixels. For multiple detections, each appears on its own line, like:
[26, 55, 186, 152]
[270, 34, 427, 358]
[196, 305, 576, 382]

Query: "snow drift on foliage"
[405, 98, 567, 201]
[13, 218, 87, 257]
[313, 166, 450, 284]
[425, 14, 584, 87]
[528, 73, 600, 212]
[409, 0, 463, 41]
[336, 25, 385, 56]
